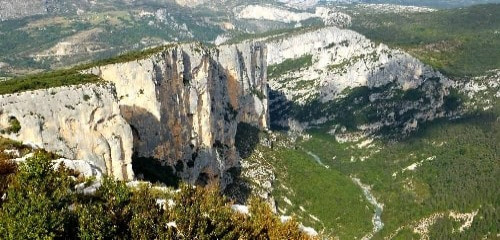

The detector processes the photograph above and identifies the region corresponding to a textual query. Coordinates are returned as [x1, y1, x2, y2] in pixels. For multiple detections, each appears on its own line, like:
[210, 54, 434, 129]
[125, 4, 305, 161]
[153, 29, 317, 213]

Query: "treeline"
[0, 151, 313, 240]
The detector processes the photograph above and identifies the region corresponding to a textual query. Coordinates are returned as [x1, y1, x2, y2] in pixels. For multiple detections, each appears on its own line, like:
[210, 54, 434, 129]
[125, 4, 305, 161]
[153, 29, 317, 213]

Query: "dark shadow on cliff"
[223, 123, 260, 203]
[223, 167, 253, 204]
[132, 154, 180, 187]
[235, 122, 260, 159]
[120, 105, 181, 187]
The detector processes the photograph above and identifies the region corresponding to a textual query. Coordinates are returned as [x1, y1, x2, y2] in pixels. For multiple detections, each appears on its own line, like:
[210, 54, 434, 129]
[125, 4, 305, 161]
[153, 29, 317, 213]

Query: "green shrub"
[171, 183, 238, 239]
[77, 203, 116, 240]
[350, 4, 500, 77]
[129, 185, 173, 240]
[0, 70, 101, 95]
[0, 158, 16, 205]
[268, 54, 313, 79]
[4, 117, 21, 134]
[0, 151, 74, 239]
[242, 197, 307, 240]
[0, 151, 316, 239]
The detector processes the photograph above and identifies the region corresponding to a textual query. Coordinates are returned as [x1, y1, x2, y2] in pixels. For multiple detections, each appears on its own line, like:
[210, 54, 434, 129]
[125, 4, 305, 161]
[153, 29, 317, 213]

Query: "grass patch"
[268, 54, 313, 79]
[77, 44, 176, 69]
[270, 147, 373, 238]
[0, 69, 101, 95]
[5, 117, 21, 134]
[0, 44, 179, 95]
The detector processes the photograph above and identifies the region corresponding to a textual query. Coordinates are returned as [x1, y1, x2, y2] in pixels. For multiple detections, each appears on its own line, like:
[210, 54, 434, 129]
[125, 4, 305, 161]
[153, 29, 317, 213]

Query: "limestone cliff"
[0, 84, 134, 180]
[0, 42, 267, 185]
[86, 42, 268, 185]
[263, 26, 452, 135]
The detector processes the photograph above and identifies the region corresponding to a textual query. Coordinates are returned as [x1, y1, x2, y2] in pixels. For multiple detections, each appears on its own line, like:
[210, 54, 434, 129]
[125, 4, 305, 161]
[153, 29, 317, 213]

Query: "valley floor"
[243, 109, 499, 239]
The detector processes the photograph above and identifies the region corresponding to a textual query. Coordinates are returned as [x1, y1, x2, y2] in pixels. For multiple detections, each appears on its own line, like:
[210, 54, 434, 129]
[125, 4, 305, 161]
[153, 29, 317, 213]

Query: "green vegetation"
[350, 4, 500, 77]
[296, 110, 499, 239]
[0, 69, 101, 95]
[0, 151, 74, 239]
[280, 79, 444, 134]
[250, 88, 266, 100]
[0, 152, 315, 239]
[3, 117, 21, 134]
[268, 54, 313, 79]
[291, 80, 316, 91]
[326, 53, 376, 74]
[0, 3, 227, 75]
[0, 137, 24, 200]
[0, 43, 180, 95]
[77, 44, 175, 69]
[242, 133, 373, 239]
[224, 23, 326, 45]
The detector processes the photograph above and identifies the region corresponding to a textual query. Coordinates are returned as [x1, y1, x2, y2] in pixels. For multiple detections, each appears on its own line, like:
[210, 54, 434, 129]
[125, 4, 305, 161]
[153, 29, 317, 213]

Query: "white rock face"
[174, 0, 210, 7]
[0, 84, 134, 180]
[53, 158, 104, 179]
[0, 42, 268, 186]
[86, 42, 268, 186]
[236, 5, 316, 23]
[231, 204, 249, 215]
[235, 5, 351, 27]
[278, 0, 319, 9]
[265, 26, 446, 101]
[356, 4, 436, 13]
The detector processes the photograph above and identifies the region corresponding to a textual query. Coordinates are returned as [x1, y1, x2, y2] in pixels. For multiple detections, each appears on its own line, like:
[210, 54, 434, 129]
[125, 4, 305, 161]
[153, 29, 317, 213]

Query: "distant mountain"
[320, 0, 500, 8]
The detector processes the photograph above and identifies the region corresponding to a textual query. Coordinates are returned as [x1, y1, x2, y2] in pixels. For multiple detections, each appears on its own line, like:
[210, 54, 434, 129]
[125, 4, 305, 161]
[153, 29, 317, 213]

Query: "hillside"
[0, 1, 498, 240]
[349, 4, 500, 77]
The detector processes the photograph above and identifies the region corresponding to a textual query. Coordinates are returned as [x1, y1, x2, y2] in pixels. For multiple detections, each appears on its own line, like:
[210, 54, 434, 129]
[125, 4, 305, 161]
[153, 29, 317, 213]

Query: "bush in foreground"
[0, 152, 315, 240]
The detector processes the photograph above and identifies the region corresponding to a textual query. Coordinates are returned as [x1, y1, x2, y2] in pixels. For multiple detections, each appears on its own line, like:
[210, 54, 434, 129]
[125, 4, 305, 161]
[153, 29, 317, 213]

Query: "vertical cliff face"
[0, 42, 267, 185]
[88, 42, 268, 186]
[0, 84, 134, 180]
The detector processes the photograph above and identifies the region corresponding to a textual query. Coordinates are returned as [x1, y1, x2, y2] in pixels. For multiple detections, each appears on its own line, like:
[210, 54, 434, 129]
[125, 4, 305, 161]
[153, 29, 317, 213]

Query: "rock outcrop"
[263, 26, 452, 134]
[0, 84, 134, 180]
